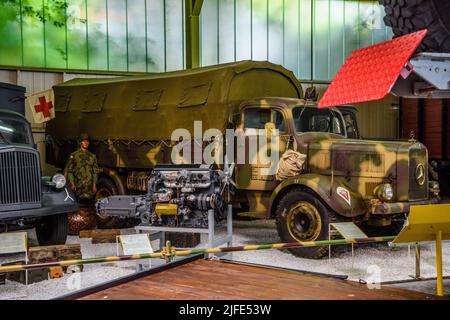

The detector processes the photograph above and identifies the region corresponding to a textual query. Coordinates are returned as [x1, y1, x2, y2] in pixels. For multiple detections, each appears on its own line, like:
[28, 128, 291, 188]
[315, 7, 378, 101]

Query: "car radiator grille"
[409, 148, 428, 201]
[0, 149, 41, 210]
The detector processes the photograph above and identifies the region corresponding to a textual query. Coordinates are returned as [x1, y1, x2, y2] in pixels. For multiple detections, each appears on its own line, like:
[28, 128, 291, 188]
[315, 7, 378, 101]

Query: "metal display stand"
[135, 204, 233, 262]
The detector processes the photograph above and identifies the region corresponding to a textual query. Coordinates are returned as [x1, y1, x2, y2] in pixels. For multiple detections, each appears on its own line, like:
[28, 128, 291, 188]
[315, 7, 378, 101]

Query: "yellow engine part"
[155, 203, 178, 217]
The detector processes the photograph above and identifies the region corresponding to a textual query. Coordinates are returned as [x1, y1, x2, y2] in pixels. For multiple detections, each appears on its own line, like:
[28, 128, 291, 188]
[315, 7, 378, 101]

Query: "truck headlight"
[52, 174, 66, 189]
[373, 183, 394, 201]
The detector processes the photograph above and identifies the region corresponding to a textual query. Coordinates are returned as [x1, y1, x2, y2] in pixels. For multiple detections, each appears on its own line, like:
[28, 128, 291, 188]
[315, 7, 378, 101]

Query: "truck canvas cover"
[48, 60, 303, 141]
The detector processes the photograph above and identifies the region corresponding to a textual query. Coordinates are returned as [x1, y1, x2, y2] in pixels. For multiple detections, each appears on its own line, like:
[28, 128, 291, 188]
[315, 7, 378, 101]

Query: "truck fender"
[100, 168, 126, 195]
[269, 173, 368, 218]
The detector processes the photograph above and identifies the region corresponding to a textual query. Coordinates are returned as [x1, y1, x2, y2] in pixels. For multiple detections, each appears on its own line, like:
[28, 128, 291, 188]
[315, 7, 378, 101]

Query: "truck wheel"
[381, 0, 450, 52]
[95, 177, 126, 229]
[275, 188, 336, 259]
[96, 176, 119, 200]
[35, 213, 68, 246]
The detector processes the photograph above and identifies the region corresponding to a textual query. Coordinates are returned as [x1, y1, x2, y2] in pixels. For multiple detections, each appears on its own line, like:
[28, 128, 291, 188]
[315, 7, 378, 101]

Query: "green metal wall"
[0, 0, 392, 81]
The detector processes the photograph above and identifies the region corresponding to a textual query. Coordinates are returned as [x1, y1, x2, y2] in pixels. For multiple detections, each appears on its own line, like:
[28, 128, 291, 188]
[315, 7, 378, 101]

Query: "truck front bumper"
[370, 197, 440, 215]
[0, 187, 79, 221]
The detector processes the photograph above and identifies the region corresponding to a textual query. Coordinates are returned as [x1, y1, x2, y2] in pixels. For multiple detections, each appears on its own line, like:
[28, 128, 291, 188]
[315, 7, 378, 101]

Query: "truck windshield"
[292, 106, 345, 136]
[0, 118, 32, 145]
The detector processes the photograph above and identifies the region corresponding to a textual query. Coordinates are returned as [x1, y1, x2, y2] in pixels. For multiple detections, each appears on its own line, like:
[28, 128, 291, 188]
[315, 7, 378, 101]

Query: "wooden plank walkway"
[79, 259, 441, 300]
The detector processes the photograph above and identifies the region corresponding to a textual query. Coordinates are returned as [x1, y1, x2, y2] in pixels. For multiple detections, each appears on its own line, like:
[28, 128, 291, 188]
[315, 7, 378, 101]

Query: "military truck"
[0, 106, 78, 245]
[45, 61, 439, 258]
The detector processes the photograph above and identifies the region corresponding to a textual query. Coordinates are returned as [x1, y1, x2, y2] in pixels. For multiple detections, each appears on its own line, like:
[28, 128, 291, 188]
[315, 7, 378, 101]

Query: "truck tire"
[95, 176, 126, 229]
[275, 187, 337, 259]
[381, 0, 450, 52]
[35, 213, 68, 246]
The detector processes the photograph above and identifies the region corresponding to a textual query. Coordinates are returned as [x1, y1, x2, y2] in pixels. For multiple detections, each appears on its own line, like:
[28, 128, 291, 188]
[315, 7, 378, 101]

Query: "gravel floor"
[1, 219, 449, 300]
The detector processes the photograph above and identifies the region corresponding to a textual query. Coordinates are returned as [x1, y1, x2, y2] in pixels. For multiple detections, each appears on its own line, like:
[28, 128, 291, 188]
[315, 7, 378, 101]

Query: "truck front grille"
[0, 149, 41, 211]
[409, 147, 428, 201]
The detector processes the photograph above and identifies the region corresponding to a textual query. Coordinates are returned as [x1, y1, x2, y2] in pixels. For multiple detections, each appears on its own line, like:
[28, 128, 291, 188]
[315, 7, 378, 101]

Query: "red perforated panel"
[318, 30, 427, 108]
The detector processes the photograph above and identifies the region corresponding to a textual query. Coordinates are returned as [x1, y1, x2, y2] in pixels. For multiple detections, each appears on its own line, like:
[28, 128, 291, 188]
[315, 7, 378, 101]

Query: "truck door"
[235, 107, 288, 191]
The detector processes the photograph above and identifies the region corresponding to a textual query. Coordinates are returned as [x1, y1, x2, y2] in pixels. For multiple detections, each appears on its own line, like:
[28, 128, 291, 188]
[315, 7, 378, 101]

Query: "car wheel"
[35, 213, 68, 246]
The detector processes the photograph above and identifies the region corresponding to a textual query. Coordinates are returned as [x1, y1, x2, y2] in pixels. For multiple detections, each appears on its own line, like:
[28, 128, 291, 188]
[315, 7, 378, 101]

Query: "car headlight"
[52, 174, 66, 189]
[373, 183, 394, 201]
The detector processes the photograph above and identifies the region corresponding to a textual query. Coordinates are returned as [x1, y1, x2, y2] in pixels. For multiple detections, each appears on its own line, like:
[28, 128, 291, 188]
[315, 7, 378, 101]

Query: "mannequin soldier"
[64, 133, 99, 203]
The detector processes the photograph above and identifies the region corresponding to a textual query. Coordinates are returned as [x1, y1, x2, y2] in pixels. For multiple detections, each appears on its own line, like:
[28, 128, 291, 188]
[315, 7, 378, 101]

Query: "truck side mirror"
[264, 122, 275, 134]
[265, 122, 275, 155]
[230, 112, 241, 126]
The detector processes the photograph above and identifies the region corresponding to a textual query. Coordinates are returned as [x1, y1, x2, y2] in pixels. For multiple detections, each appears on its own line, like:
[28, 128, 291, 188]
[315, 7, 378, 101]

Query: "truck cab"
[231, 97, 439, 258]
[0, 109, 77, 245]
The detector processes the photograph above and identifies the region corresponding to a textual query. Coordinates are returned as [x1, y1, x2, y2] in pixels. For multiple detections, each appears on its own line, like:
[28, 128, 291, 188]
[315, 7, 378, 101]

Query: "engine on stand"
[96, 164, 232, 228]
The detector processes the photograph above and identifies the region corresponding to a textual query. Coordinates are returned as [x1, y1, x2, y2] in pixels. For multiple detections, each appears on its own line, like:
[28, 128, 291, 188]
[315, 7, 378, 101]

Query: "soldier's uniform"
[64, 140, 100, 200]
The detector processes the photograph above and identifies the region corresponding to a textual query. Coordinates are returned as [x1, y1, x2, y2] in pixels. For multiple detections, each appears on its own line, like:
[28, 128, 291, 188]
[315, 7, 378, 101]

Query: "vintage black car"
[0, 109, 77, 245]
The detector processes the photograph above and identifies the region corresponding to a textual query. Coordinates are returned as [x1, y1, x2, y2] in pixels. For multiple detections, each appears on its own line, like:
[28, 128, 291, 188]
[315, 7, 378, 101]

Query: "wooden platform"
[75, 259, 441, 300]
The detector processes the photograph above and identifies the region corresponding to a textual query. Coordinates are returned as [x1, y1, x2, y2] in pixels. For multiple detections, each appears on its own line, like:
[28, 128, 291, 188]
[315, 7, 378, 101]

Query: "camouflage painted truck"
[45, 61, 440, 258]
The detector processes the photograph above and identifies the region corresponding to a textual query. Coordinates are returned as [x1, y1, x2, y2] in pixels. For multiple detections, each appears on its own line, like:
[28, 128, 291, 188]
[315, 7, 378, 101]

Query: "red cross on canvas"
[34, 96, 54, 118]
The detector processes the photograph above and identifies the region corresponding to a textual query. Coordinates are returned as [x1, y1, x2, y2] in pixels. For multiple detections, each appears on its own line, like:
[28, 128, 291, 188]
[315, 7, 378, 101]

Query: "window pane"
[284, 0, 299, 77]
[298, 0, 312, 80]
[272, 110, 285, 132]
[22, 0, 45, 67]
[244, 108, 271, 129]
[235, 0, 251, 61]
[67, 0, 88, 70]
[313, 0, 330, 81]
[146, 0, 165, 72]
[108, 0, 127, 72]
[165, 0, 183, 71]
[44, 0, 68, 69]
[201, 0, 218, 66]
[0, 1, 22, 66]
[252, 0, 268, 61]
[359, 1, 374, 48]
[329, 0, 344, 78]
[128, 0, 147, 72]
[344, 0, 359, 59]
[218, 0, 234, 63]
[87, 0, 107, 70]
[268, 0, 283, 65]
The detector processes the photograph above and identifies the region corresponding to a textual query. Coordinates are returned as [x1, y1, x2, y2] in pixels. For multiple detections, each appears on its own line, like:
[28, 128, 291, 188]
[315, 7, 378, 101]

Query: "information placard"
[0, 232, 28, 255]
[330, 222, 368, 240]
[118, 234, 153, 255]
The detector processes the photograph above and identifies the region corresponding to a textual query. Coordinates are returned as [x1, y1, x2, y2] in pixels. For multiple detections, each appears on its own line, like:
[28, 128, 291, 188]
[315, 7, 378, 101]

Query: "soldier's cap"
[78, 133, 90, 142]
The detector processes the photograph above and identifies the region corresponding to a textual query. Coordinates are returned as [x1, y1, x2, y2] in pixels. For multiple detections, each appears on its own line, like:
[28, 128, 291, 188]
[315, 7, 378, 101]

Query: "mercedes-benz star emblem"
[415, 164, 425, 186]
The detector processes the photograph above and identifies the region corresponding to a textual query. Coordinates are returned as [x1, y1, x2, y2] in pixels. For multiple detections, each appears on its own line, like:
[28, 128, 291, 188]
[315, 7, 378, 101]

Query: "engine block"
[96, 164, 226, 228]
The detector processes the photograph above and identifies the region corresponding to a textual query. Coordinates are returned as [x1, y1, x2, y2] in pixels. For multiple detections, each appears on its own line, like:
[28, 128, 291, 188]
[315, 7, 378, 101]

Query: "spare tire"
[380, 0, 450, 52]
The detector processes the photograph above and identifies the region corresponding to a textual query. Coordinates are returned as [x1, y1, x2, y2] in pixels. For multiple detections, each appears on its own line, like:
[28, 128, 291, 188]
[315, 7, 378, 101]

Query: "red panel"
[423, 99, 442, 159]
[401, 98, 419, 139]
[318, 30, 427, 108]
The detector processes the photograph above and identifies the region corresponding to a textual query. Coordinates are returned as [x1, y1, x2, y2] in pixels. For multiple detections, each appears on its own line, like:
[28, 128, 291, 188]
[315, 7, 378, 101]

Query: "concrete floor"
[388, 278, 450, 296]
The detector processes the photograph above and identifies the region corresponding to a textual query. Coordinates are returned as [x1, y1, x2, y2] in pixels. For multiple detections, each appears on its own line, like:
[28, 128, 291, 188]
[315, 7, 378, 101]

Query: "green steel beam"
[185, 0, 204, 69]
